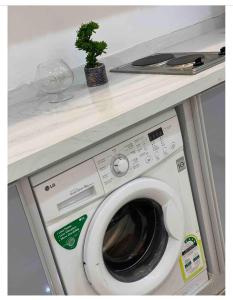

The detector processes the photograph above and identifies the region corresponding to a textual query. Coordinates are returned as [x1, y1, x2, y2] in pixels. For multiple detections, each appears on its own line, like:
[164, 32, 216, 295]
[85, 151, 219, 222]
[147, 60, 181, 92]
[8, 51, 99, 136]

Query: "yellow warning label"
[179, 233, 205, 282]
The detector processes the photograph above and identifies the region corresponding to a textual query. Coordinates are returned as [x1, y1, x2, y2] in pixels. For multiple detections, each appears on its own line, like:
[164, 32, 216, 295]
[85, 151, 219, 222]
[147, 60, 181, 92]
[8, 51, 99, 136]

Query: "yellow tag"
[179, 233, 205, 282]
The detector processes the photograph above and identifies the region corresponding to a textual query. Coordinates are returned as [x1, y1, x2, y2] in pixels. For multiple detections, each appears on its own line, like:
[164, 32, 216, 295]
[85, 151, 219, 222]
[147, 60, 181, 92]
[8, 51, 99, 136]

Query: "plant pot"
[84, 63, 108, 87]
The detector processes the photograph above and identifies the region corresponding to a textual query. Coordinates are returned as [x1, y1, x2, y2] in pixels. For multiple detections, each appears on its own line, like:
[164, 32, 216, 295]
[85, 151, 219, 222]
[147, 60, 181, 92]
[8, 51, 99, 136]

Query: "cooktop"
[110, 47, 225, 75]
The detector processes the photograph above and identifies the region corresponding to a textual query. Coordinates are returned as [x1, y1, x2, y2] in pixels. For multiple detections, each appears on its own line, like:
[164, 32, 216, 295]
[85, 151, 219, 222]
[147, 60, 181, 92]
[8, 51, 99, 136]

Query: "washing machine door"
[83, 177, 184, 295]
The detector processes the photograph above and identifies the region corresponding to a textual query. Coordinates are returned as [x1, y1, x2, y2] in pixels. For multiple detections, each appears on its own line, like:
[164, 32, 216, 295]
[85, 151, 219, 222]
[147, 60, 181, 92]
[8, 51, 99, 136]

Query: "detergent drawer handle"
[57, 185, 96, 211]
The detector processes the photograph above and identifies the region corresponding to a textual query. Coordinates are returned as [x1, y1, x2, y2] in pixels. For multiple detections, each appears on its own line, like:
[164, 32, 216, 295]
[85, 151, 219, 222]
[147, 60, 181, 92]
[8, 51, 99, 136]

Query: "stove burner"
[132, 54, 174, 66]
[167, 54, 205, 67]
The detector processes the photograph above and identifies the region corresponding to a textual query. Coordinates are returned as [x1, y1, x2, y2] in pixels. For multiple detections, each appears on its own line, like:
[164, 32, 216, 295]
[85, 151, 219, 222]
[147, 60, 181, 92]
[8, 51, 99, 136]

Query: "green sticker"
[54, 215, 87, 250]
[179, 233, 205, 282]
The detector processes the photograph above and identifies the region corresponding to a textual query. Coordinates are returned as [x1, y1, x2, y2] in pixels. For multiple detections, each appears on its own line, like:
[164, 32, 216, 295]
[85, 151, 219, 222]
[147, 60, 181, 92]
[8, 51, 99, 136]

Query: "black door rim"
[102, 198, 168, 283]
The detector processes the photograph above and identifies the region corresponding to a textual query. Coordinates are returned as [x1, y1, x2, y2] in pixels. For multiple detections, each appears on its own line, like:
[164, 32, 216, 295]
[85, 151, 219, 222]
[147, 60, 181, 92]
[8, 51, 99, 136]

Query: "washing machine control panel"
[94, 116, 183, 193]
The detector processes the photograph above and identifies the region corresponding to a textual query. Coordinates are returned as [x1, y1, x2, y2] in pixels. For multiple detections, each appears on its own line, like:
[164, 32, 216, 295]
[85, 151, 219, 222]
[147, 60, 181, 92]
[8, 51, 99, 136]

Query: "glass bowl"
[35, 59, 74, 103]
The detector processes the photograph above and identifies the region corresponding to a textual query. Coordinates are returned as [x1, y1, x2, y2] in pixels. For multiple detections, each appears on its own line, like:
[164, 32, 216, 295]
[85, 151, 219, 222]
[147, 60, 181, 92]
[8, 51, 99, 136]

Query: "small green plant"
[75, 21, 107, 68]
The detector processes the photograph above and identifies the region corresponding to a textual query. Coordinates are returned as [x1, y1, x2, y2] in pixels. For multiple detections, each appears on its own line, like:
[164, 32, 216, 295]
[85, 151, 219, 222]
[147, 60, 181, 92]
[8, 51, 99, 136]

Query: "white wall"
[8, 6, 225, 90]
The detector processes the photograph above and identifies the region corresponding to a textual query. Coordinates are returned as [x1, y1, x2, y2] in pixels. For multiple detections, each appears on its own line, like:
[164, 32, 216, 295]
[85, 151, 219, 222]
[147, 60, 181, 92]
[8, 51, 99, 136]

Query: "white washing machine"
[32, 109, 208, 295]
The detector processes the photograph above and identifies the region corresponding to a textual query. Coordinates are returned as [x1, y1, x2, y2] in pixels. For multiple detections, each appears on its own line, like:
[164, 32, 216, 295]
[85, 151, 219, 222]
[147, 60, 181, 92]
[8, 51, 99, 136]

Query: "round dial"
[112, 155, 129, 176]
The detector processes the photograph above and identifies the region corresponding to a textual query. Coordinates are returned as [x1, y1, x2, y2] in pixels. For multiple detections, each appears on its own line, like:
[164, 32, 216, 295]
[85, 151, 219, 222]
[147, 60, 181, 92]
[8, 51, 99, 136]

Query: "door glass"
[102, 198, 168, 282]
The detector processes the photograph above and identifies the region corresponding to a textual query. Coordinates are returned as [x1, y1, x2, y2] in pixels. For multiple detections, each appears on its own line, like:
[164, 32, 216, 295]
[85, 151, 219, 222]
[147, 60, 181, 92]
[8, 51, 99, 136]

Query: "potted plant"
[75, 21, 108, 87]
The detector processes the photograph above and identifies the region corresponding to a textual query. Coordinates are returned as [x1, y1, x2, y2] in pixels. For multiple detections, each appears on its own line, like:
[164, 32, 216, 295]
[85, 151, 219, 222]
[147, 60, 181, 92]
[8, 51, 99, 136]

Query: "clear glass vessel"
[35, 59, 74, 103]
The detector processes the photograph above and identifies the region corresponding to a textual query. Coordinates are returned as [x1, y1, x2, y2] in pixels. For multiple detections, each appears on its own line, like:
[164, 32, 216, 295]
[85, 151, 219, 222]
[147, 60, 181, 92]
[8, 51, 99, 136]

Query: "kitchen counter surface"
[8, 27, 225, 183]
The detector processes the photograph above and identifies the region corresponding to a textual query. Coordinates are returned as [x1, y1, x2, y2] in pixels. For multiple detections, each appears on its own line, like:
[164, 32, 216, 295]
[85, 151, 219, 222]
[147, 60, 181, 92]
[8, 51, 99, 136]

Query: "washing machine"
[32, 109, 208, 295]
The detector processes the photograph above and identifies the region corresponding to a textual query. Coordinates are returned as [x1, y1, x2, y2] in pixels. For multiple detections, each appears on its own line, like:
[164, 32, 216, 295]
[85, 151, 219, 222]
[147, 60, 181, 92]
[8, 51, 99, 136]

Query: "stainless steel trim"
[191, 95, 225, 273]
[176, 101, 221, 275]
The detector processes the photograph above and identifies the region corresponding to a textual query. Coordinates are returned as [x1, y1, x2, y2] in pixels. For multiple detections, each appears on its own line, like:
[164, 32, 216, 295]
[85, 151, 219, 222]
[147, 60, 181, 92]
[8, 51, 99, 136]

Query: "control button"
[103, 178, 113, 185]
[218, 46, 225, 56]
[97, 158, 107, 166]
[132, 157, 139, 164]
[145, 155, 151, 164]
[152, 144, 160, 151]
[102, 173, 110, 179]
[193, 56, 204, 67]
[139, 152, 147, 158]
[154, 151, 160, 160]
[133, 163, 140, 170]
[135, 142, 143, 152]
[163, 146, 168, 155]
[99, 165, 108, 171]
[170, 142, 176, 150]
[111, 155, 129, 177]
[143, 143, 148, 151]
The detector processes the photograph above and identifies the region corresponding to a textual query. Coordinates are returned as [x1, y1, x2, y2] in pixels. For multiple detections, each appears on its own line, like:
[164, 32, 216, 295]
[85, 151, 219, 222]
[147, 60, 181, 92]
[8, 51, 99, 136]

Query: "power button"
[145, 155, 151, 164]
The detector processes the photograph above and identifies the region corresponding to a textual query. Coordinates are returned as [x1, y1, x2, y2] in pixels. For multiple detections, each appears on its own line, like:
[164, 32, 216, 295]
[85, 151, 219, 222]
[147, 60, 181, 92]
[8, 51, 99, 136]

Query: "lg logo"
[44, 183, 56, 191]
[177, 161, 185, 170]
[176, 157, 186, 173]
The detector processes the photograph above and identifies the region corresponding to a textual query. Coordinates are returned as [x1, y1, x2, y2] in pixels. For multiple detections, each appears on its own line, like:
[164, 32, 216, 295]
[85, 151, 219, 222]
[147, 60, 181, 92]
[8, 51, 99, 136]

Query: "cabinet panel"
[200, 83, 225, 237]
[8, 185, 51, 295]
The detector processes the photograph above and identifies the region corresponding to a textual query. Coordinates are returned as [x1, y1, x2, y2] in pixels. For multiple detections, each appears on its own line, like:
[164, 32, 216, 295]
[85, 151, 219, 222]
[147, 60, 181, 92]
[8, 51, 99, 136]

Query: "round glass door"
[83, 178, 184, 295]
[103, 198, 168, 282]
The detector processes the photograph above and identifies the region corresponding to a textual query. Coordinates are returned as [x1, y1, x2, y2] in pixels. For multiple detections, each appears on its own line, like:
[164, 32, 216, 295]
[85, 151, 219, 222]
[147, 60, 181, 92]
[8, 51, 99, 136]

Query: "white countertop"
[8, 28, 225, 183]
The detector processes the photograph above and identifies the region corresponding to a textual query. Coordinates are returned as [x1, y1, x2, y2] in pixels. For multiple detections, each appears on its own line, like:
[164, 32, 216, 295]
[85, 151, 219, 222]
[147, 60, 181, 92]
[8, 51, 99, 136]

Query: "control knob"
[112, 155, 129, 176]
[218, 46, 225, 56]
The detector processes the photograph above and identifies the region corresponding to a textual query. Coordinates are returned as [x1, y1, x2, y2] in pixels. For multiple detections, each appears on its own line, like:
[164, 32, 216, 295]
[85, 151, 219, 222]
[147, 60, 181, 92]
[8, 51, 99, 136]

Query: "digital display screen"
[148, 127, 164, 141]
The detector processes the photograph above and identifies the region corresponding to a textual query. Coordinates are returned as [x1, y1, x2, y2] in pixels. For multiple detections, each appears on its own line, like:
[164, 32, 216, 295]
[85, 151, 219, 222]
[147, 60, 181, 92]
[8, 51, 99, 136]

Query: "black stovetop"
[110, 47, 225, 75]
